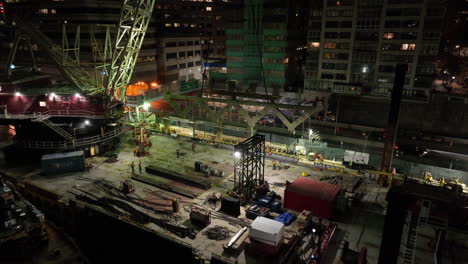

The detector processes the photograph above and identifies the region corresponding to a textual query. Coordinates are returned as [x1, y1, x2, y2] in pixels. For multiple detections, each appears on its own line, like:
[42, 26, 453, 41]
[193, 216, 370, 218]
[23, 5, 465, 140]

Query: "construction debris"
[203, 225, 230, 240]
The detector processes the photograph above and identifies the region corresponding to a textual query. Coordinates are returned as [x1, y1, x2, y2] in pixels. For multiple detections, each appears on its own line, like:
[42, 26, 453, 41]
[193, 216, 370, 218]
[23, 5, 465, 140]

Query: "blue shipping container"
[41, 151, 85, 174]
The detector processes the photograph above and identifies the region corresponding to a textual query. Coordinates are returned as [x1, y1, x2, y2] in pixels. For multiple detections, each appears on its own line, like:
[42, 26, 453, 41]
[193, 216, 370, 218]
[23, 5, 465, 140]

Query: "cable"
[249, 0, 270, 101]
[199, 0, 218, 97]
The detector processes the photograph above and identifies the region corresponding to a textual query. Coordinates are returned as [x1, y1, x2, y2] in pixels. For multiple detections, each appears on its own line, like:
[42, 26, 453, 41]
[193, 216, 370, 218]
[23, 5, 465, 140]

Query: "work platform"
[1, 132, 389, 263]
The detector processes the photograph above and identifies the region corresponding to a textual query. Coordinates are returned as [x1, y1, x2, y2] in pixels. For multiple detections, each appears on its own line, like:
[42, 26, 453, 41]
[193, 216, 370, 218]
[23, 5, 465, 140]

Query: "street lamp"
[143, 102, 150, 111]
[234, 151, 241, 158]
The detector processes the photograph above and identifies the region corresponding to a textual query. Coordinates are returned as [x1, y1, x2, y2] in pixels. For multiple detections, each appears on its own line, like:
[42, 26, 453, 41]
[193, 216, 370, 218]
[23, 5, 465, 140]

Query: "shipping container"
[41, 151, 85, 174]
[284, 177, 341, 220]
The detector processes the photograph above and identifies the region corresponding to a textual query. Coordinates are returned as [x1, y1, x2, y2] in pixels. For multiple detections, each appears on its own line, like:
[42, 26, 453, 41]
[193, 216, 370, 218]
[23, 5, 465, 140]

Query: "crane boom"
[106, 0, 156, 102]
[14, 22, 100, 94]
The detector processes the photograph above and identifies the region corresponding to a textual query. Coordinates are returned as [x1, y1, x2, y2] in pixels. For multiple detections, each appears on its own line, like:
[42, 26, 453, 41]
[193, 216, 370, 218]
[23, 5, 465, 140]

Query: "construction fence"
[159, 118, 468, 185]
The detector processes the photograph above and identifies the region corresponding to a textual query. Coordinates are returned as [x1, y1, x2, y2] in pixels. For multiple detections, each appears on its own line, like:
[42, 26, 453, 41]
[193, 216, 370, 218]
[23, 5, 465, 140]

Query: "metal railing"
[32, 110, 104, 118]
[18, 126, 125, 149]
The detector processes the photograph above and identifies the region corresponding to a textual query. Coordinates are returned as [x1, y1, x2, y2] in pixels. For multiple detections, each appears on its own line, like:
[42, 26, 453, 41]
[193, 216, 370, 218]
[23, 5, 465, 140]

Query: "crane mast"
[106, 0, 156, 103]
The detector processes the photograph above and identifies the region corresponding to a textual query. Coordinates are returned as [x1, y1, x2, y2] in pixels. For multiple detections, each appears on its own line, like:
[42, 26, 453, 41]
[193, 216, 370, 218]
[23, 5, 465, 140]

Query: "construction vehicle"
[2, 0, 156, 151]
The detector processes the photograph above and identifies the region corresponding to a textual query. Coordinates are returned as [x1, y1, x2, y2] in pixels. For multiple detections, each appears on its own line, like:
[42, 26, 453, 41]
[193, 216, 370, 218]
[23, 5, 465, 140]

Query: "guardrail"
[18, 126, 125, 149]
[33, 110, 104, 118]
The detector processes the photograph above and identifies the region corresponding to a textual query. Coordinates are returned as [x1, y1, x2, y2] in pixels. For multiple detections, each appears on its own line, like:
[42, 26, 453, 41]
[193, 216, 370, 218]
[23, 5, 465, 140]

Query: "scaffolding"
[233, 135, 265, 201]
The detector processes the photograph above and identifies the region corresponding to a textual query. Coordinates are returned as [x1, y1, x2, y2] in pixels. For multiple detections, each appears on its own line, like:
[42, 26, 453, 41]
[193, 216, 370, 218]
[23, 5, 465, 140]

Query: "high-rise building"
[157, 37, 202, 92]
[304, 0, 447, 99]
[222, 0, 308, 96]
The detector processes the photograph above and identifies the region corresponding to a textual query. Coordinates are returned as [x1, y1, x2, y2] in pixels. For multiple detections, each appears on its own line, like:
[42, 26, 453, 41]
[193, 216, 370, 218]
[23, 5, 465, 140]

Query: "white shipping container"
[249, 217, 285, 246]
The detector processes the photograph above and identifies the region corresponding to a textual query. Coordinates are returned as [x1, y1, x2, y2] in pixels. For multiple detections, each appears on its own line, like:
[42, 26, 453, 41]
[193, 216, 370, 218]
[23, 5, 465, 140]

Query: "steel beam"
[106, 0, 156, 102]
[381, 64, 407, 172]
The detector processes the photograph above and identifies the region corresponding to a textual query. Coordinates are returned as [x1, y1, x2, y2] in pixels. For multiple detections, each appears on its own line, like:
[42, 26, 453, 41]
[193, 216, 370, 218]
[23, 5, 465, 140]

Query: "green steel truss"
[106, 0, 155, 102]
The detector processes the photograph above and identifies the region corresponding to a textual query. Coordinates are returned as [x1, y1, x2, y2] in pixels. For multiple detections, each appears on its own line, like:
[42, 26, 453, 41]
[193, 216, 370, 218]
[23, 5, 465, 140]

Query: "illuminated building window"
[206, 6, 212, 11]
[310, 42, 320, 48]
[191, 24, 196, 28]
[323, 52, 335, 59]
[400, 43, 416, 51]
[383, 33, 394, 39]
[324, 42, 336, 49]
[165, 23, 172, 27]
[174, 23, 180, 27]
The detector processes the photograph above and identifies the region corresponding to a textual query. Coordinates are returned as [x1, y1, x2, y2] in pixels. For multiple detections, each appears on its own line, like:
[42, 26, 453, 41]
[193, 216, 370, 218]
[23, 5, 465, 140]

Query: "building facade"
[223, 0, 308, 96]
[157, 37, 202, 92]
[304, 0, 447, 99]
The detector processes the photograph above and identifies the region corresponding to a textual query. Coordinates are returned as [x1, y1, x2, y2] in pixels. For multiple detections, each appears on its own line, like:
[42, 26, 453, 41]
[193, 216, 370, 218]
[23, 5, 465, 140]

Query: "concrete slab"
[1, 132, 390, 264]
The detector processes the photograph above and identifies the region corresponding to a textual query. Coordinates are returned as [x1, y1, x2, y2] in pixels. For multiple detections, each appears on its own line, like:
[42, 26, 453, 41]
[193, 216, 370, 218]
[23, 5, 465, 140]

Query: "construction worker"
[192, 141, 196, 152]
[138, 161, 142, 174]
[423, 171, 433, 184]
[130, 161, 135, 173]
[272, 160, 277, 170]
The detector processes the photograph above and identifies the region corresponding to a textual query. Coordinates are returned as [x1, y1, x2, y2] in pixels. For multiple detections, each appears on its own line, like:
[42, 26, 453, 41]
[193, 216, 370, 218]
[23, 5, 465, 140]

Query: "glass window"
[322, 63, 335, 69]
[326, 21, 339, 28]
[323, 53, 335, 59]
[336, 74, 346, 80]
[324, 42, 336, 49]
[339, 32, 351, 39]
[400, 43, 416, 51]
[165, 42, 177, 47]
[321, 73, 334, 79]
[167, 65, 178, 71]
[341, 21, 352, 28]
[383, 33, 395, 39]
[166, 52, 177, 59]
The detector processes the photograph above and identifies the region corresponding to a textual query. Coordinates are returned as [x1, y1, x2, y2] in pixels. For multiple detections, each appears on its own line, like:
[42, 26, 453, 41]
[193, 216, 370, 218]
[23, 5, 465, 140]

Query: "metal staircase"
[32, 116, 74, 142]
[22, 96, 40, 114]
[402, 210, 421, 264]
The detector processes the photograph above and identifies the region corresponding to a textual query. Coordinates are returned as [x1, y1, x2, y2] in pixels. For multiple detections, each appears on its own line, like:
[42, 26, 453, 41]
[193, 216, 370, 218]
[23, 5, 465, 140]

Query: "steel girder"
[163, 94, 323, 133]
[233, 135, 265, 200]
[106, 0, 155, 102]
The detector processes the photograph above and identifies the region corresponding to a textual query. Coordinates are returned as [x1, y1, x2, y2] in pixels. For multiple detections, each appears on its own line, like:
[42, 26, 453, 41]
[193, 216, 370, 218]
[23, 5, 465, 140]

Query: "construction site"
[0, 0, 468, 264]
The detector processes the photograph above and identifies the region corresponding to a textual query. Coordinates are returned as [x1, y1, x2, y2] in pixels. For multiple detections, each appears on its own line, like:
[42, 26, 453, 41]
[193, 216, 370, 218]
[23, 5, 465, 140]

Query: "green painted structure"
[222, 0, 289, 95]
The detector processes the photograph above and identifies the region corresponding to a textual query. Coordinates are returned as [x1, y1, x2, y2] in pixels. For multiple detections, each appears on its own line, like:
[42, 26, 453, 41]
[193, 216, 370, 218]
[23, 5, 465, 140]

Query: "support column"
[163, 119, 170, 134]
[192, 121, 196, 139]
[381, 64, 407, 172]
[216, 121, 223, 141]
